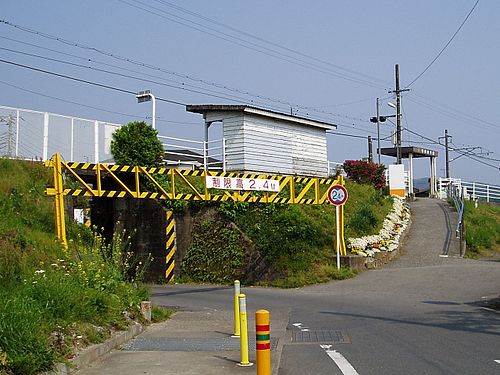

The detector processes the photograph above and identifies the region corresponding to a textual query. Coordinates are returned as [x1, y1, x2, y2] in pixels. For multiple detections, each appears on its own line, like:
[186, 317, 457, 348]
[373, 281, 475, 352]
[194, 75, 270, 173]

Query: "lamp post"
[136, 90, 156, 129]
[387, 101, 401, 163]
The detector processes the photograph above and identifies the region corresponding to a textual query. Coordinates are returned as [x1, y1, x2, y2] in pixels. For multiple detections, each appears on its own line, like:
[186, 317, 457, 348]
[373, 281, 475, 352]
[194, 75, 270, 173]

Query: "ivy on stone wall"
[181, 219, 244, 283]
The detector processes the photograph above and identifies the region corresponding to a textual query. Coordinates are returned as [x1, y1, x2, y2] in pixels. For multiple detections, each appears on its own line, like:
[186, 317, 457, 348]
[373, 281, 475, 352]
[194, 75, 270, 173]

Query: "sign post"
[327, 184, 348, 270]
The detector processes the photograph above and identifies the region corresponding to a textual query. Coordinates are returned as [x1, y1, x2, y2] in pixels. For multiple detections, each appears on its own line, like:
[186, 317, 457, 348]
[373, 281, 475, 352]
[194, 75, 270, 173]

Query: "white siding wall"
[223, 113, 328, 177]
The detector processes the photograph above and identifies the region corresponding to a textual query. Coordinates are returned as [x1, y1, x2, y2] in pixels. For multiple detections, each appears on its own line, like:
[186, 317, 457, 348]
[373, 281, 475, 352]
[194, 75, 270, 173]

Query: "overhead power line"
[327, 131, 369, 140]
[114, 1, 387, 89]
[0, 24, 375, 124]
[406, 93, 498, 132]
[0, 46, 262, 105]
[0, 58, 379, 136]
[0, 79, 196, 125]
[404, 127, 498, 171]
[0, 58, 185, 106]
[151, 0, 391, 87]
[407, 0, 480, 87]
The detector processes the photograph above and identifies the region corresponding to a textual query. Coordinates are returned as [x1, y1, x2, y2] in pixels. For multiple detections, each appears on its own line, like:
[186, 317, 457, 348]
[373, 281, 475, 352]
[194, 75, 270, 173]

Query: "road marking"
[320, 345, 360, 375]
[292, 322, 310, 332]
[494, 360, 500, 364]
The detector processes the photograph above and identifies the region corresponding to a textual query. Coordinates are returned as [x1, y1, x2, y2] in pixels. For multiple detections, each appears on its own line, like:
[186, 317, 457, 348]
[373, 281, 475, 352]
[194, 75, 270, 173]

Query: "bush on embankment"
[0, 159, 154, 375]
[179, 181, 393, 287]
[464, 200, 500, 258]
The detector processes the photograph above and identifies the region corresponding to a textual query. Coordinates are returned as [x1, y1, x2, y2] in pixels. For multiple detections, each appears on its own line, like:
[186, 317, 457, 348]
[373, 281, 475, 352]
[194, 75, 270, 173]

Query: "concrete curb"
[43, 322, 144, 375]
[272, 331, 286, 375]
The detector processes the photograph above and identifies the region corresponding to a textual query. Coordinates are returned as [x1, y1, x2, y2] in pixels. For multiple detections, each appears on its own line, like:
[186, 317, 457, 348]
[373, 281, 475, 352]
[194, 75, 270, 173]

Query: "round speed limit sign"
[327, 185, 348, 206]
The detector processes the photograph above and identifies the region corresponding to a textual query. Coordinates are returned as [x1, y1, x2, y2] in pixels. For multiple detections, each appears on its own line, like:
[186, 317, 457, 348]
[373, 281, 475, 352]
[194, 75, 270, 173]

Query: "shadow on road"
[421, 300, 461, 306]
[319, 307, 500, 337]
[152, 286, 230, 297]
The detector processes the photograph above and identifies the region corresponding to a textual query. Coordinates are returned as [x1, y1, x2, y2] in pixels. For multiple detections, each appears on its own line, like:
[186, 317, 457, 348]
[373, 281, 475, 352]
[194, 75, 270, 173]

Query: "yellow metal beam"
[45, 154, 349, 253]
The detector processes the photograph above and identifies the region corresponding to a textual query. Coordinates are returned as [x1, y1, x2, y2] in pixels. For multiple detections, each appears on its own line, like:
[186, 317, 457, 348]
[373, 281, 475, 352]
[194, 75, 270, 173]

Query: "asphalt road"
[151, 199, 500, 374]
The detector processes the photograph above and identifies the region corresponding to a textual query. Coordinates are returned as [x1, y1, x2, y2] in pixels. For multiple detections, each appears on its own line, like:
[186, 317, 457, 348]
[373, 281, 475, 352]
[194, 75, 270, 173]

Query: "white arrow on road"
[320, 345, 360, 375]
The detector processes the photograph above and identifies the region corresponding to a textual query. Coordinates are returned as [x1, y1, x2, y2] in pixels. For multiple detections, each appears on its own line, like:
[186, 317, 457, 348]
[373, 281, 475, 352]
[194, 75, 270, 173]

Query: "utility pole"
[444, 129, 450, 178]
[368, 136, 373, 163]
[376, 98, 381, 163]
[395, 64, 402, 164]
[389, 64, 410, 165]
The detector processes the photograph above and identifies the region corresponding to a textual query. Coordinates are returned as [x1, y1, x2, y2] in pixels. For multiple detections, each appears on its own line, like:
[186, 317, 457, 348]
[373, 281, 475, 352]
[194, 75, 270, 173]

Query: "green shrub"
[110, 121, 163, 167]
[182, 219, 244, 283]
[348, 205, 378, 233]
[191, 180, 392, 287]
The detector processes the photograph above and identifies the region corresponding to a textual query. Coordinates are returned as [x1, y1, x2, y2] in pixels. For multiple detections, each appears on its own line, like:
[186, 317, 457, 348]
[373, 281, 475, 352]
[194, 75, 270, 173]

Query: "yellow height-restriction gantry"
[44, 153, 346, 251]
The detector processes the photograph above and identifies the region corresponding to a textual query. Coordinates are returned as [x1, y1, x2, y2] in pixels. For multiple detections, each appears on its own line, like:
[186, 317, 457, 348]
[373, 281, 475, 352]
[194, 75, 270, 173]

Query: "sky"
[1, 1, 499, 185]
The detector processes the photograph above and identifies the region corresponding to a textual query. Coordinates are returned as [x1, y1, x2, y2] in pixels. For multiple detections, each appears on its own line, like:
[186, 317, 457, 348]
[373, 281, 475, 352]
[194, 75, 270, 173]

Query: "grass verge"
[464, 200, 500, 258]
[0, 159, 157, 375]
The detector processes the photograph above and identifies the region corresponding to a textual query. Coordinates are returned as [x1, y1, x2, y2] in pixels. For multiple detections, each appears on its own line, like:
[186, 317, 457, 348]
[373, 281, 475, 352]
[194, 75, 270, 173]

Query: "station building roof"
[186, 104, 337, 130]
[379, 146, 438, 159]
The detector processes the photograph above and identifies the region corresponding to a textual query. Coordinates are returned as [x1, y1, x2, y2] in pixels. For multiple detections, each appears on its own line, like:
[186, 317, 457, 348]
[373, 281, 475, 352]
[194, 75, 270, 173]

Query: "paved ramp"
[388, 198, 464, 268]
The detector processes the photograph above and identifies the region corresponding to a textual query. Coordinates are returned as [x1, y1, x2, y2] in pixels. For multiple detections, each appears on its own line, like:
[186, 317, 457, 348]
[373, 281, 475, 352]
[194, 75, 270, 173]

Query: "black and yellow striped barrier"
[165, 210, 176, 284]
[44, 153, 346, 252]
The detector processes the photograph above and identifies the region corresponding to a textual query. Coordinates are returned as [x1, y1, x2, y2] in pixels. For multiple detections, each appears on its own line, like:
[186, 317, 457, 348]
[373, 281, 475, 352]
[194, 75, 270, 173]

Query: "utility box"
[186, 105, 336, 177]
[388, 164, 406, 197]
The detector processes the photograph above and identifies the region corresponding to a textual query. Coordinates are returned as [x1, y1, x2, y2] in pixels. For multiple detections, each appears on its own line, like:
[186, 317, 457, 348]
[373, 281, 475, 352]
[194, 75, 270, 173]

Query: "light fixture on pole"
[370, 101, 396, 164]
[136, 90, 156, 129]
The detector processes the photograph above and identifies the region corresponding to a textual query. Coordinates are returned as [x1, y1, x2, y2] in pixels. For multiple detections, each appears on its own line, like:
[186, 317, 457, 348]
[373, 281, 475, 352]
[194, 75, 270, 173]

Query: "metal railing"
[159, 135, 225, 171]
[327, 161, 344, 177]
[446, 181, 465, 256]
[438, 177, 500, 257]
[438, 178, 500, 203]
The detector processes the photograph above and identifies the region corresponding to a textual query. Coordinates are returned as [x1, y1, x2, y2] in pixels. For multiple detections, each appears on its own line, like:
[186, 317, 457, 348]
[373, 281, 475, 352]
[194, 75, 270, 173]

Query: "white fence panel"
[0, 105, 121, 162]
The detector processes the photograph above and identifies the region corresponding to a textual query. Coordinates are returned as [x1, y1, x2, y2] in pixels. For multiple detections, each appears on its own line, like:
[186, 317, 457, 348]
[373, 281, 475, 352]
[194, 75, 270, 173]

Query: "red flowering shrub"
[343, 160, 386, 189]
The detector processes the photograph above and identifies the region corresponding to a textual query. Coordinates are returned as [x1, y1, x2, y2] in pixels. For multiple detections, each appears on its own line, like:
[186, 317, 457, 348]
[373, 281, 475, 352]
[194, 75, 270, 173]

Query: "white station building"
[186, 104, 337, 177]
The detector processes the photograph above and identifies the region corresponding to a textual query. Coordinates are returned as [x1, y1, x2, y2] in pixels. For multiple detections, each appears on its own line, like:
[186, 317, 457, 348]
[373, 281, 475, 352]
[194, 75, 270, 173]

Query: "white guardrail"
[438, 177, 500, 203]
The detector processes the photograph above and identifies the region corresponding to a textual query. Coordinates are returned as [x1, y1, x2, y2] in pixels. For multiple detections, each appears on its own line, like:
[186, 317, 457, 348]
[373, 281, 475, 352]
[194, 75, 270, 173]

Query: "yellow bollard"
[256, 310, 271, 375]
[232, 280, 241, 337]
[237, 294, 253, 367]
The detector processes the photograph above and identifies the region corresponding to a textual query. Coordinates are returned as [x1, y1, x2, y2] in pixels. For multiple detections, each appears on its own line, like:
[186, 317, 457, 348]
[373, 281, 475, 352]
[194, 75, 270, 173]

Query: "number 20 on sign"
[328, 185, 348, 270]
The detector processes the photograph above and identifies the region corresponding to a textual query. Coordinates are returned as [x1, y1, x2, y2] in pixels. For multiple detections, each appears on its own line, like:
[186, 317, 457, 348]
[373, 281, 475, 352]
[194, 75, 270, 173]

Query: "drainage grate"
[124, 337, 278, 352]
[291, 330, 350, 344]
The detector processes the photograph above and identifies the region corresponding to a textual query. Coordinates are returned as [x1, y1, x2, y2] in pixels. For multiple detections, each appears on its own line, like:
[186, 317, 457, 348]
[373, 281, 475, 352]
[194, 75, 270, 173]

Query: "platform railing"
[438, 177, 500, 203]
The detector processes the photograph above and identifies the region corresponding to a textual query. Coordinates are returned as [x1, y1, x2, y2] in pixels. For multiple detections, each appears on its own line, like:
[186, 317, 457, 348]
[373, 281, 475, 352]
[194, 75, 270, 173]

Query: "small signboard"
[327, 185, 348, 206]
[206, 176, 280, 192]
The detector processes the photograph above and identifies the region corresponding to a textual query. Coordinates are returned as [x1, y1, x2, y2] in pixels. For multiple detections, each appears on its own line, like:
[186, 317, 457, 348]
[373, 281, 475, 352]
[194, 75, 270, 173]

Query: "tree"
[110, 121, 164, 166]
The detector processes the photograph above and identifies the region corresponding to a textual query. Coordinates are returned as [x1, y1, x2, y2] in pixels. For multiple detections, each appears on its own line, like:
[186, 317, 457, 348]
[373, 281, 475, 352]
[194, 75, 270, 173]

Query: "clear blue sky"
[1, 1, 498, 184]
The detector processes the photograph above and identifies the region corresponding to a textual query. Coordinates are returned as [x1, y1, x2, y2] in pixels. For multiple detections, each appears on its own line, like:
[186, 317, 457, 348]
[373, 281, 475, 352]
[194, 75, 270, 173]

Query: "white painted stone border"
[346, 196, 411, 257]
